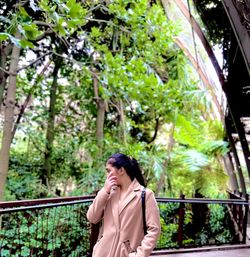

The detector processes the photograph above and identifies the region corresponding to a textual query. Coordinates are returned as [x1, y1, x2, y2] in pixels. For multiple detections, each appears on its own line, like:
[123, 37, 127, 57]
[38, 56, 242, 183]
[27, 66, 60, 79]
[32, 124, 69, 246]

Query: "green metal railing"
[0, 196, 94, 257]
[0, 194, 249, 257]
[156, 196, 249, 249]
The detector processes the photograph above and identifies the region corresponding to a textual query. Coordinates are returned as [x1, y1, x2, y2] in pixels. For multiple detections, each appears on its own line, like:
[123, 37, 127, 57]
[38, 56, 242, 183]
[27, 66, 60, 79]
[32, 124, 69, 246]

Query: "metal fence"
[0, 195, 249, 257]
[0, 197, 94, 257]
[156, 196, 249, 249]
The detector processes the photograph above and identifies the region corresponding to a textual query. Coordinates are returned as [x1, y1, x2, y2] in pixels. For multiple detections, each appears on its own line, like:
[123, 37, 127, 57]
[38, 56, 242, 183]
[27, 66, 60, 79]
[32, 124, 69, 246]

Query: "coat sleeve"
[86, 187, 110, 224]
[135, 189, 161, 257]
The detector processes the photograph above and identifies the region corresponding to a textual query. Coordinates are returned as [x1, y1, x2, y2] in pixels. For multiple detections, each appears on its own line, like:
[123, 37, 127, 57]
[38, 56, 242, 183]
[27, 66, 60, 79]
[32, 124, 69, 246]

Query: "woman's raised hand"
[104, 173, 117, 194]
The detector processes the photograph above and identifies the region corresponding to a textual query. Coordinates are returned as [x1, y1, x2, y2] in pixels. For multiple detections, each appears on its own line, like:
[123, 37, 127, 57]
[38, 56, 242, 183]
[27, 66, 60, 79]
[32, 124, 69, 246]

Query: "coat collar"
[118, 179, 141, 215]
[110, 179, 142, 221]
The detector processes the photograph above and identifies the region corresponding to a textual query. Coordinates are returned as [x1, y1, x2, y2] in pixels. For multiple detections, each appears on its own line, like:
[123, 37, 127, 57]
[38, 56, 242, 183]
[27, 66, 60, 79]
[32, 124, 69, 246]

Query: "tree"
[1, 0, 229, 200]
[0, 0, 87, 199]
[0, 32, 21, 200]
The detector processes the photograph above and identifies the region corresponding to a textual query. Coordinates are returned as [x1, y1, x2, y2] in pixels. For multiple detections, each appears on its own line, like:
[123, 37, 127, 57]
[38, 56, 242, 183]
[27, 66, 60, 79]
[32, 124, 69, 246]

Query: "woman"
[87, 153, 161, 257]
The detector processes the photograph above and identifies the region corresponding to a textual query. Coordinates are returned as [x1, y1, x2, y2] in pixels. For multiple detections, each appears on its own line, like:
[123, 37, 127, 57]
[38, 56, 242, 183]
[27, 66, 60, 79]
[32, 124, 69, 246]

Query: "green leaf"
[19, 39, 34, 48]
[0, 33, 9, 41]
[56, 23, 67, 36]
[201, 140, 229, 155]
[69, 3, 81, 18]
[52, 11, 60, 23]
[91, 27, 101, 38]
[19, 7, 29, 17]
[182, 149, 210, 172]
[39, 0, 50, 12]
[0, 33, 33, 48]
[174, 114, 202, 147]
[21, 23, 41, 40]
[153, 159, 164, 179]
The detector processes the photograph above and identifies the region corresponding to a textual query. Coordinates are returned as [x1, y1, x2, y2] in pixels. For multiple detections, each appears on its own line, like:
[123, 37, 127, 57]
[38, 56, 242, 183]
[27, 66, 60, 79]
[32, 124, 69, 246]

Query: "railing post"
[233, 201, 237, 222]
[238, 202, 243, 236]
[177, 194, 185, 247]
[242, 194, 249, 244]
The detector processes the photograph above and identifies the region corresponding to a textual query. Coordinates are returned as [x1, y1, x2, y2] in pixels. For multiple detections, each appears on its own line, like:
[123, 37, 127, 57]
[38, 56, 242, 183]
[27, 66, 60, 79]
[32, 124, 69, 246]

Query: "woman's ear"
[119, 167, 126, 175]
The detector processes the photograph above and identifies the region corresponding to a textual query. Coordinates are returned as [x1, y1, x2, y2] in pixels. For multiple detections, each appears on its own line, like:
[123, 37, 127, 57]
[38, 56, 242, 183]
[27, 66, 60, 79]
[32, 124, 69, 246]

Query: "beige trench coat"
[87, 179, 161, 257]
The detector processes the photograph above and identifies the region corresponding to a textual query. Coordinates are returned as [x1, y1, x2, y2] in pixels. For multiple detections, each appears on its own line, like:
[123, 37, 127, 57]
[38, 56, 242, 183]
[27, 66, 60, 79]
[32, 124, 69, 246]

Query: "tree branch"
[28, 133, 45, 154]
[148, 117, 159, 144]
[84, 17, 131, 33]
[33, 20, 54, 28]
[34, 29, 54, 42]
[87, 3, 102, 14]
[17, 51, 52, 72]
[52, 51, 92, 67]
[12, 60, 52, 139]
[14, 0, 29, 8]
[0, 66, 17, 76]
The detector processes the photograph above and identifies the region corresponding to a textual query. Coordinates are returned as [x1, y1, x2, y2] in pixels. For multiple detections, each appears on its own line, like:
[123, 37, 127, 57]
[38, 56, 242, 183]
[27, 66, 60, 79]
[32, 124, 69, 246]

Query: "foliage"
[0, 0, 230, 202]
[0, 1, 240, 255]
[166, 114, 229, 197]
[190, 204, 234, 245]
[156, 200, 234, 249]
[157, 202, 179, 248]
[0, 200, 236, 255]
[192, 0, 231, 72]
[6, 150, 45, 200]
[0, 204, 91, 257]
[193, 0, 230, 45]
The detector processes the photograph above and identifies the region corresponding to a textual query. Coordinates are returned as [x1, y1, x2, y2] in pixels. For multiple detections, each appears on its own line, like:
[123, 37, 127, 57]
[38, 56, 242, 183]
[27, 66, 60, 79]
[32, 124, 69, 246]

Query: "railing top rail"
[0, 199, 95, 214]
[156, 197, 250, 205]
[227, 190, 249, 200]
[0, 195, 96, 209]
[1, 195, 249, 214]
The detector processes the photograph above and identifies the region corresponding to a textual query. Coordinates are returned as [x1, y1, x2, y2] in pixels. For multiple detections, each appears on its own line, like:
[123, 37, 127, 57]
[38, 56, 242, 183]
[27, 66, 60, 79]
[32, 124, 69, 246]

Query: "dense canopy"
[0, 0, 249, 202]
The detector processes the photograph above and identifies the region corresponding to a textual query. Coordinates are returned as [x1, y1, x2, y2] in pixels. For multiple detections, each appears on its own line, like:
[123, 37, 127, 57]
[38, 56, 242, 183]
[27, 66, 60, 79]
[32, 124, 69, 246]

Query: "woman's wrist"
[104, 186, 111, 194]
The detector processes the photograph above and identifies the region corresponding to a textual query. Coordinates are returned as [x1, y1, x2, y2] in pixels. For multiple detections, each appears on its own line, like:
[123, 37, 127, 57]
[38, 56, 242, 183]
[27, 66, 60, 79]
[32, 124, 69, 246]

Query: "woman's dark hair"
[106, 153, 146, 187]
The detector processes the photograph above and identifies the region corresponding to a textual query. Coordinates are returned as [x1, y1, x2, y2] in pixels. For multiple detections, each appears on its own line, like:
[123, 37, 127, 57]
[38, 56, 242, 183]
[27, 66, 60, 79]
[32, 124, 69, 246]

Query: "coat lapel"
[118, 180, 141, 215]
[110, 186, 120, 228]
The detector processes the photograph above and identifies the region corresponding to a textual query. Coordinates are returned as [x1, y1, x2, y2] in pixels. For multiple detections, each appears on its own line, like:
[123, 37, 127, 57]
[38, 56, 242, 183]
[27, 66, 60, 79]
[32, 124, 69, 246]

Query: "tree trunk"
[0, 45, 12, 108]
[93, 72, 105, 152]
[96, 99, 106, 149]
[155, 123, 175, 195]
[0, 39, 21, 201]
[42, 58, 60, 187]
[222, 154, 239, 193]
[118, 99, 126, 144]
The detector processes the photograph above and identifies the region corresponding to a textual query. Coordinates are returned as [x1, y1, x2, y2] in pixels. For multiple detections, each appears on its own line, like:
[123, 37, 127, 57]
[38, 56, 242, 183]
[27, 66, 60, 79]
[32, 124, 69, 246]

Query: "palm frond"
[200, 140, 229, 156]
[174, 114, 202, 148]
[181, 149, 210, 172]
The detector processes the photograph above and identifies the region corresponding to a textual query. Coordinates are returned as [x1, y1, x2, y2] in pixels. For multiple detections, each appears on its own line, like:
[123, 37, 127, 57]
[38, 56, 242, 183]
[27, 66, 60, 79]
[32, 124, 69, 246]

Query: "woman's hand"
[104, 173, 117, 194]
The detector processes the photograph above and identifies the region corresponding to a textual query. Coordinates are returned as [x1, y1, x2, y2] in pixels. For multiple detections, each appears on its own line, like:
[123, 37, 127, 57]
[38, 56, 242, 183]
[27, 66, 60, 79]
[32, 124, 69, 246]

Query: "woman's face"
[105, 163, 122, 186]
